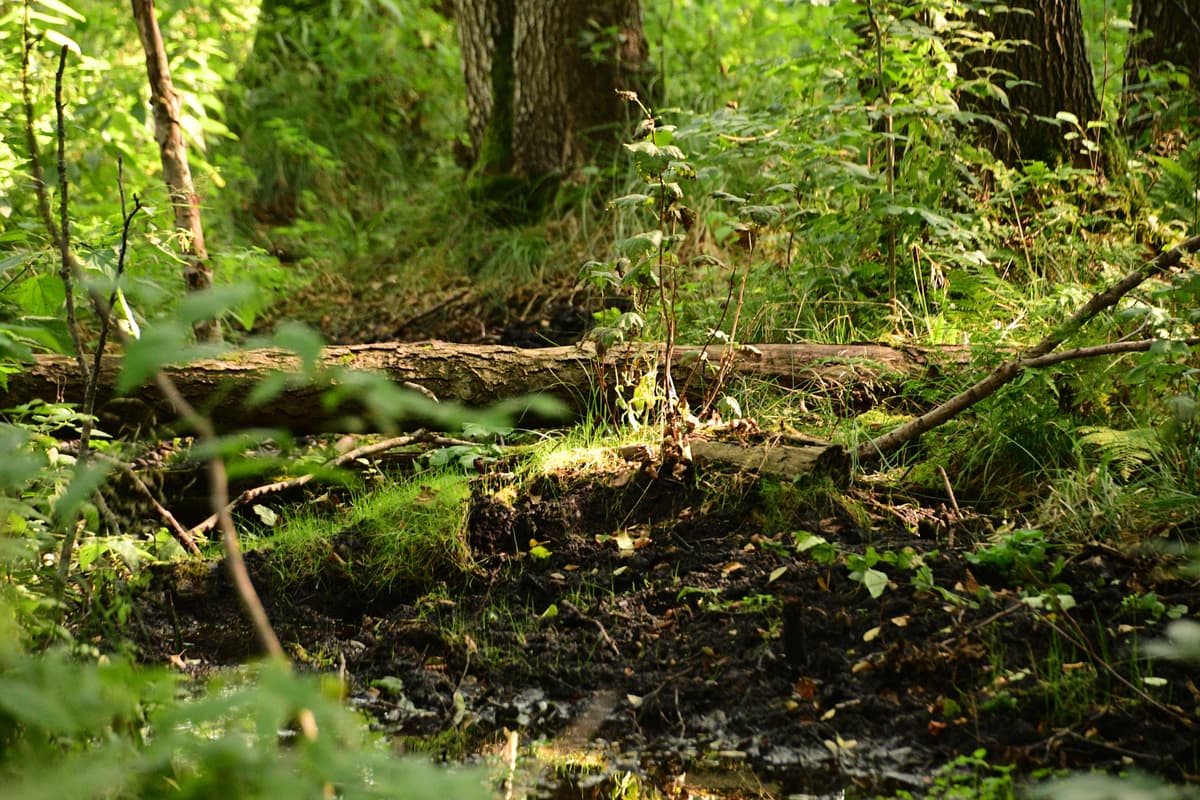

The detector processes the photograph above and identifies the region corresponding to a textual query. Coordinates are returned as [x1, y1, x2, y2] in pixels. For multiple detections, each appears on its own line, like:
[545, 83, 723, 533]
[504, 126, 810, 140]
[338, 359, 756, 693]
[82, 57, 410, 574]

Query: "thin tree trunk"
[130, 0, 220, 342]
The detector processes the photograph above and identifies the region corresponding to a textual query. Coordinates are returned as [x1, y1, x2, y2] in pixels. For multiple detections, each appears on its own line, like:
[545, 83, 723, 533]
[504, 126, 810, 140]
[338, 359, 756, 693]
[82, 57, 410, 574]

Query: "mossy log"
[2, 341, 970, 435]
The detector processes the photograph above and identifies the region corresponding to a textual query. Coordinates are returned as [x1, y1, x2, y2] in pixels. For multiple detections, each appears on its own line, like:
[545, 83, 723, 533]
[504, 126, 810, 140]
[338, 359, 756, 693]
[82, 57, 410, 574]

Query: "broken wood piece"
[689, 440, 849, 484]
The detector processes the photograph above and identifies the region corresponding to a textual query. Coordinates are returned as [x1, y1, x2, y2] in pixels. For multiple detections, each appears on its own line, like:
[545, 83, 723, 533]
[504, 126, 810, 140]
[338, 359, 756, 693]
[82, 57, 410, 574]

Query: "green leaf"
[270, 321, 325, 371]
[36, 0, 86, 21]
[608, 193, 653, 208]
[11, 274, 66, 317]
[53, 460, 112, 529]
[177, 284, 258, 327]
[43, 28, 82, 55]
[617, 230, 664, 257]
[117, 323, 186, 393]
[0, 331, 33, 362]
[854, 567, 889, 599]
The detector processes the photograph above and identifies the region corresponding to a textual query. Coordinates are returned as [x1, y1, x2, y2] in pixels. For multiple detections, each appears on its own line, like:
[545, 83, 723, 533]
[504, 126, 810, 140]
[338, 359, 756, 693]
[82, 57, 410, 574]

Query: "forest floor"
[135, 458, 1200, 798]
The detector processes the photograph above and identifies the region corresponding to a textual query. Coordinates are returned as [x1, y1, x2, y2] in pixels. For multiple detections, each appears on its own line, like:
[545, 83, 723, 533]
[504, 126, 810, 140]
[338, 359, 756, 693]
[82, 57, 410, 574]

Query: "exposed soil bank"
[137, 468, 1200, 797]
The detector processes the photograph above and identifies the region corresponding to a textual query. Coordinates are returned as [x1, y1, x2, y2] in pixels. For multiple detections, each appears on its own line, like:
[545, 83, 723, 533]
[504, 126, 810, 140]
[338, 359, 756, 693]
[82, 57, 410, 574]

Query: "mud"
[137, 468, 1200, 797]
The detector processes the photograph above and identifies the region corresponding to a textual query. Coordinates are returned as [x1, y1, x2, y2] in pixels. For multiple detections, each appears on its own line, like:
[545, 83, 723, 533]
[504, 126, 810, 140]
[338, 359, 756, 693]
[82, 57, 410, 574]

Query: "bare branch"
[858, 234, 1200, 464]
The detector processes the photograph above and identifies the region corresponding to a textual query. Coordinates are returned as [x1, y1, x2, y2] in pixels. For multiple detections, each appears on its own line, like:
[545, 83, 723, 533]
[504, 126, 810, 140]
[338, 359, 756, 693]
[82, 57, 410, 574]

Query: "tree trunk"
[962, 0, 1100, 166]
[3, 341, 971, 436]
[454, 0, 647, 215]
[1121, 0, 1200, 139]
[130, 0, 220, 342]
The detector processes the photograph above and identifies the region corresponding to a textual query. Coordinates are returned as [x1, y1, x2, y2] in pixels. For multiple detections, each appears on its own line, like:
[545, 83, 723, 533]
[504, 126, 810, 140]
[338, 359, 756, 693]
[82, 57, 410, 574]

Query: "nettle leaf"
[624, 140, 686, 178]
[11, 274, 66, 317]
[741, 205, 784, 227]
[618, 230, 664, 257]
[666, 160, 696, 180]
[712, 191, 747, 204]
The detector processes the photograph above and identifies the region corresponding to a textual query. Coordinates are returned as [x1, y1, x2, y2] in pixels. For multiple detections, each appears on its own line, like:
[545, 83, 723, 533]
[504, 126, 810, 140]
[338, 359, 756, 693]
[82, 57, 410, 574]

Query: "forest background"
[1, 0, 1199, 797]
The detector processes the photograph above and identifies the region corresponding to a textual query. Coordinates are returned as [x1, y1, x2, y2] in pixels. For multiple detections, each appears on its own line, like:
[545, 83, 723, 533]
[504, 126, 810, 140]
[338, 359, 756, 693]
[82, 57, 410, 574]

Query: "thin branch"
[22, 21, 281, 660]
[47, 45, 95, 585]
[151, 371, 284, 660]
[22, 2, 60, 247]
[53, 46, 88, 388]
[91, 451, 201, 556]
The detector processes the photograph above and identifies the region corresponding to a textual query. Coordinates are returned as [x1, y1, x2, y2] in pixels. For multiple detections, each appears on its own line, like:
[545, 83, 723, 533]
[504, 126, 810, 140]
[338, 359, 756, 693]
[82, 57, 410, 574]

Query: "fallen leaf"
[722, 561, 744, 574]
[768, 566, 787, 583]
[890, 615, 910, 627]
[863, 625, 881, 642]
[626, 693, 643, 708]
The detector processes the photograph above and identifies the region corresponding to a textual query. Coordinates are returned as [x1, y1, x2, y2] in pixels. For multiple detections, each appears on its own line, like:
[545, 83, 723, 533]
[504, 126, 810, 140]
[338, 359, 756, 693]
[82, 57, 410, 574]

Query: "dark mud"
[137, 468, 1200, 797]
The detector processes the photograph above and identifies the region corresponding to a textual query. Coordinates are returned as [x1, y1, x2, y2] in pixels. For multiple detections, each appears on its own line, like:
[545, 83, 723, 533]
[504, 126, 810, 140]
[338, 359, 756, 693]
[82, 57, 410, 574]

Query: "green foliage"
[0, 612, 488, 798]
[966, 529, 1064, 585]
[268, 470, 474, 595]
[883, 749, 1017, 799]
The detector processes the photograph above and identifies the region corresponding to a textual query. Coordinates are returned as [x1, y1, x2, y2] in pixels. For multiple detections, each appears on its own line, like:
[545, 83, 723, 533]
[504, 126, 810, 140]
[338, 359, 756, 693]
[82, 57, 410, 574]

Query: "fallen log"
[2, 340, 970, 435]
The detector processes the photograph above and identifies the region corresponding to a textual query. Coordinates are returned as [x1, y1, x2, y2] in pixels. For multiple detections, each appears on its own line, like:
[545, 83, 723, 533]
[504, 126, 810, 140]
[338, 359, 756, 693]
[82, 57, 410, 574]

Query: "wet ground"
[136, 461, 1200, 798]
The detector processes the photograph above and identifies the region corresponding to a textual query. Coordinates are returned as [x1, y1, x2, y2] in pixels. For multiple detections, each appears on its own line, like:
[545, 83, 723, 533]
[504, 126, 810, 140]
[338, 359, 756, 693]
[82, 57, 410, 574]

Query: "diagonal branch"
[858, 235, 1200, 464]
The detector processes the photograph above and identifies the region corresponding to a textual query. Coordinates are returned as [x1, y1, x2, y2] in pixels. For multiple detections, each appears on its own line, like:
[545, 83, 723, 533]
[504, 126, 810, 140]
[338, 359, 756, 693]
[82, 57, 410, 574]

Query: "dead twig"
[561, 599, 621, 657]
[858, 245, 1200, 464]
[90, 452, 201, 556]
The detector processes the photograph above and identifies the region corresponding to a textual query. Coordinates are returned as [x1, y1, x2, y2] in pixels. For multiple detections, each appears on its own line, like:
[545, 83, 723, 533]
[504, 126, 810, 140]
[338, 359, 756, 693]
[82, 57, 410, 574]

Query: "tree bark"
[455, 0, 647, 209]
[4, 341, 971, 436]
[130, 0, 219, 342]
[1121, 0, 1200, 138]
[962, 0, 1100, 165]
